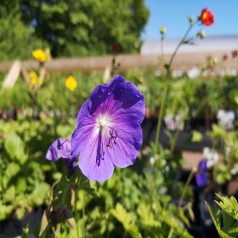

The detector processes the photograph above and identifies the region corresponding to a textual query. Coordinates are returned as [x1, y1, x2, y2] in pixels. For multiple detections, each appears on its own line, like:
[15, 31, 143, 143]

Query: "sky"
[141, 0, 238, 40]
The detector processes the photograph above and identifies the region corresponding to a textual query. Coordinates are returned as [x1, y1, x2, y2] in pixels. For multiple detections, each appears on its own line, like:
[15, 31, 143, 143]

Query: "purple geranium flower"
[196, 159, 207, 187]
[71, 75, 145, 182]
[46, 138, 77, 176]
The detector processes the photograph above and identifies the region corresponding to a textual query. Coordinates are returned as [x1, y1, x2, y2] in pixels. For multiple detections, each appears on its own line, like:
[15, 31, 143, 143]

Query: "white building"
[140, 35, 238, 55]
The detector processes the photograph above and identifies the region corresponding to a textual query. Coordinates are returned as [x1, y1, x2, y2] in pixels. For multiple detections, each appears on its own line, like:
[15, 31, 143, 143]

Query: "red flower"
[200, 8, 214, 26]
[231, 50, 238, 58]
[112, 44, 122, 53]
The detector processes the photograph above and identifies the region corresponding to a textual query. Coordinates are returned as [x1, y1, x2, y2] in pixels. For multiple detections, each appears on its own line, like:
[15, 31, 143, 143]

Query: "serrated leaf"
[137, 203, 161, 228]
[111, 203, 132, 228]
[111, 203, 142, 238]
[227, 223, 238, 236]
[178, 207, 190, 226]
[222, 211, 235, 233]
[205, 202, 230, 238]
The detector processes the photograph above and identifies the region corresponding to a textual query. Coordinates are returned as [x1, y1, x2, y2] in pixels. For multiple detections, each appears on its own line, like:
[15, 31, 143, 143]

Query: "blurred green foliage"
[38, 144, 193, 238]
[206, 194, 238, 238]
[0, 0, 149, 60]
[0, 117, 52, 220]
[0, 69, 237, 237]
[0, 0, 48, 61]
[209, 124, 238, 185]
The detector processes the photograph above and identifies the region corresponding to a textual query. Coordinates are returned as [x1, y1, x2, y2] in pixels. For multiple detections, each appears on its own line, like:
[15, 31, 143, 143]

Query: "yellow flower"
[44, 48, 52, 61]
[32, 49, 51, 62]
[65, 76, 77, 91]
[29, 71, 43, 86]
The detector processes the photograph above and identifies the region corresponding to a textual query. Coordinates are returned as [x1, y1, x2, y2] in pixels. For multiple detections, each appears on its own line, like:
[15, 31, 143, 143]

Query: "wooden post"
[2, 61, 22, 88]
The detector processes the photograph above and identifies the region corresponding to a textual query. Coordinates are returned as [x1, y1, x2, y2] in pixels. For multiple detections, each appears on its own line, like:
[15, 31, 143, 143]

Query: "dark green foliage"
[0, 0, 149, 60]
[0, 0, 48, 61]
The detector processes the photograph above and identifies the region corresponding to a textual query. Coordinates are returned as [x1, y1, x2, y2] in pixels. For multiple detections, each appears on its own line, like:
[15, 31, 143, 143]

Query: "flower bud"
[160, 26, 166, 35]
[188, 16, 194, 25]
[197, 31, 206, 39]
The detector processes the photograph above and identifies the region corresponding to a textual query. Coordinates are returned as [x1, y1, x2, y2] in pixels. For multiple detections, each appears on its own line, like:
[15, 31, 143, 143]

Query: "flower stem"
[154, 80, 168, 156]
[178, 170, 194, 207]
[170, 128, 180, 153]
[82, 190, 85, 238]
[166, 22, 196, 76]
[74, 181, 80, 238]
[154, 23, 196, 155]
[168, 170, 194, 238]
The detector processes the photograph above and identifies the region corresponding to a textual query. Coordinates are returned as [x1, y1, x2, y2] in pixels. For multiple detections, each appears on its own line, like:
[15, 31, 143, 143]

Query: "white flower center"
[93, 113, 112, 137]
[97, 114, 111, 129]
[93, 113, 118, 166]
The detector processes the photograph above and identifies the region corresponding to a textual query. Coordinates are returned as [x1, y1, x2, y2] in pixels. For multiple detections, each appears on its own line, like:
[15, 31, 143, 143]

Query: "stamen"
[107, 128, 117, 148]
[95, 113, 117, 165]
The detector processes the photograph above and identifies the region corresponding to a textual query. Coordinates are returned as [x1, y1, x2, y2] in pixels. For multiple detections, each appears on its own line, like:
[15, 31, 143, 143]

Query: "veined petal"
[46, 138, 71, 161]
[107, 121, 142, 168]
[114, 81, 145, 124]
[46, 138, 77, 176]
[72, 127, 114, 182]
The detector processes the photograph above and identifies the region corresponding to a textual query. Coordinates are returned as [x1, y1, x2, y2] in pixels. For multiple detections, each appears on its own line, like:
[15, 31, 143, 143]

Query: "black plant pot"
[0, 207, 44, 237]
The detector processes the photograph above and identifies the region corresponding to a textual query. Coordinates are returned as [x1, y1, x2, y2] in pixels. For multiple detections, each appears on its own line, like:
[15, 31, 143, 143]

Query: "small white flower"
[231, 164, 238, 175]
[226, 146, 231, 157]
[203, 147, 211, 158]
[164, 114, 184, 131]
[160, 187, 168, 194]
[217, 109, 235, 130]
[149, 157, 155, 166]
[231, 167, 237, 175]
[164, 115, 176, 131]
[203, 147, 219, 169]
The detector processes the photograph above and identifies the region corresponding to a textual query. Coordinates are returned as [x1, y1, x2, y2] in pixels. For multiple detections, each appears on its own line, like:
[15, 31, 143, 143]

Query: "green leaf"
[4, 132, 27, 163]
[111, 203, 142, 238]
[15, 177, 27, 194]
[137, 203, 161, 228]
[5, 163, 20, 179]
[191, 131, 203, 142]
[161, 209, 193, 238]
[0, 201, 14, 220]
[29, 183, 50, 206]
[4, 186, 15, 202]
[205, 202, 230, 238]
[227, 223, 238, 236]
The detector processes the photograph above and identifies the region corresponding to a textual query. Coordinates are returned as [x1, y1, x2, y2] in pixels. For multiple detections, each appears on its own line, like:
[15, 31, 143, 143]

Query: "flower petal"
[196, 159, 207, 187]
[46, 138, 78, 176]
[72, 128, 114, 182]
[46, 138, 71, 161]
[106, 120, 143, 168]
